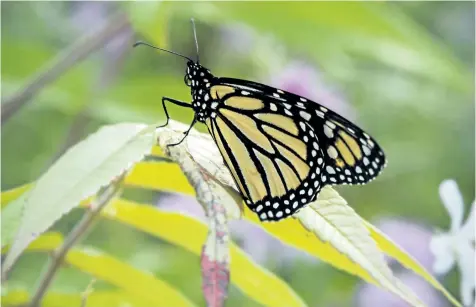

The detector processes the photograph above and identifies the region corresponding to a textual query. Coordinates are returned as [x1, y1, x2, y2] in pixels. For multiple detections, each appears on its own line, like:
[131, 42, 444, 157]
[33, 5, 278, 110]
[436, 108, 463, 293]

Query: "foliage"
[1, 2, 473, 307]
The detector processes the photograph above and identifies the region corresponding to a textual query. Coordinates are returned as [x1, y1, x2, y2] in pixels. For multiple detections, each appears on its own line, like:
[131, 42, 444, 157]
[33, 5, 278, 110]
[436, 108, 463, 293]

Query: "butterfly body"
[181, 61, 386, 221]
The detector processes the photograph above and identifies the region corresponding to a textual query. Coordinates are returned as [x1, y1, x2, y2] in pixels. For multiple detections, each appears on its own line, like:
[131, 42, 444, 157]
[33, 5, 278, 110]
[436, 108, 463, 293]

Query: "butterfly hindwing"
[312, 110, 386, 185]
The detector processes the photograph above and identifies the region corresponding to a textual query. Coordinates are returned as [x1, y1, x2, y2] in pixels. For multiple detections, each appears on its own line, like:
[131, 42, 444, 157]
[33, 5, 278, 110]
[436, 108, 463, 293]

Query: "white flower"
[430, 179, 475, 306]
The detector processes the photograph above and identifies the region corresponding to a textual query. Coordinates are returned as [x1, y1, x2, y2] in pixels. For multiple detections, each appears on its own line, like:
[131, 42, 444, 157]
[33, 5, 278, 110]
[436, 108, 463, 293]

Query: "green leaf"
[1, 184, 32, 248]
[162, 2, 470, 92]
[1, 192, 28, 249]
[1, 184, 30, 208]
[127, 2, 170, 48]
[3, 123, 157, 272]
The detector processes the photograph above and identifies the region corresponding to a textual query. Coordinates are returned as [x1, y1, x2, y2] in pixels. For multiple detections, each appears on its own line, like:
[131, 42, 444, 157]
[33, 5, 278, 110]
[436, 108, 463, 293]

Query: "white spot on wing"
[326, 121, 336, 129]
[327, 146, 338, 159]
[300, 111, 311, 121]
[316, 110, 325, 118]
[324, 125, 334, 138]
[363, 145, 371, 156]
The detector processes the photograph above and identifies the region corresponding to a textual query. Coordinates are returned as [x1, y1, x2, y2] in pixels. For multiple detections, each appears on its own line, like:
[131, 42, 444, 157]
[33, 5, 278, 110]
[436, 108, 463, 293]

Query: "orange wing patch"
[215, 117, 267, 203]
[219, 109, 275, 154]
[210, 85, 235, 100]
[255, 113, 299, 136]
[224, 96, 264, 110]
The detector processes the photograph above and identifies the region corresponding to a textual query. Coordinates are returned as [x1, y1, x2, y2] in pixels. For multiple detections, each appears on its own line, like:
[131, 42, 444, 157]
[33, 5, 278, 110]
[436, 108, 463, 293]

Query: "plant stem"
[28, 175, 124, 307]
[1, 13, 129, 125]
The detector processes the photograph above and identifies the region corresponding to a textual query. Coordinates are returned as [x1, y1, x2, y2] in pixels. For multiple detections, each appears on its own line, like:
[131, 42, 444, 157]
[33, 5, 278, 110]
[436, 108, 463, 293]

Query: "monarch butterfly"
[135, 19, 387, 222]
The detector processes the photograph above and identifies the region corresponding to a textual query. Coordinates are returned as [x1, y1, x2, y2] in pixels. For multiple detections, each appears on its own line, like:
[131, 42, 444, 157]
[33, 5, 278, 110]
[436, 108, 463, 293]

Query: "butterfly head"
[184, 61, 213, 88]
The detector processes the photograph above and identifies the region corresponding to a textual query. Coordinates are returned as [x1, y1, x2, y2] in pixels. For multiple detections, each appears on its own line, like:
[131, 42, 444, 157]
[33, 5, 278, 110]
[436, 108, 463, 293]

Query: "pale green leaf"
[1, 192, 28, 248]
[297, 187, 423, 306]
[3, 123, 156, 272]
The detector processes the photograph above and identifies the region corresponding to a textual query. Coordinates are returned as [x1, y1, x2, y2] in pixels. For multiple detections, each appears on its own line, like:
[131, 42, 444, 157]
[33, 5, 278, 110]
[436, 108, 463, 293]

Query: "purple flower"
[354, 218, 444, 307]
[355, 271, 445, 307]
[375, 218, 435, 271]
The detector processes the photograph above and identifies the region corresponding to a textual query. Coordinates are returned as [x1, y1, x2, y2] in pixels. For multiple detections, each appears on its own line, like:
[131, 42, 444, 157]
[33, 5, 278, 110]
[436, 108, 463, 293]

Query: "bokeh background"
[1, 2, 474, 307]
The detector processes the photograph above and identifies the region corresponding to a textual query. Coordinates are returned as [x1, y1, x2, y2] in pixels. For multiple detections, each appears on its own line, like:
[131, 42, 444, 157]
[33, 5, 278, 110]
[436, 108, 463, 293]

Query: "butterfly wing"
[205, 78, 386, 221]
[205, 82, 326, 221]
[310, 106, 386, 185]
[217, 77, 387, 185]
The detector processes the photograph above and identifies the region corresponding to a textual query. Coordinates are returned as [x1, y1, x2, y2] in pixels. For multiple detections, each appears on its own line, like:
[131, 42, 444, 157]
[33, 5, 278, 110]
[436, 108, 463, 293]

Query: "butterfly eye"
[184, 75, 192, 86]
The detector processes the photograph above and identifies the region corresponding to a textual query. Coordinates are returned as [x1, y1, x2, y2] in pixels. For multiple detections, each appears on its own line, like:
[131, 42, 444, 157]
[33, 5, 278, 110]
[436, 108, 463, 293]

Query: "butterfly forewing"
[206, 85, 326, 221]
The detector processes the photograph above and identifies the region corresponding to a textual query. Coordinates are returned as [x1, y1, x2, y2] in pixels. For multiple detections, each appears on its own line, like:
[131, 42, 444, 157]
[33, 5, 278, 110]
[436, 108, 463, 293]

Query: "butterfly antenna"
[191, 18, 200, 63]
[133, 41, 193, 62]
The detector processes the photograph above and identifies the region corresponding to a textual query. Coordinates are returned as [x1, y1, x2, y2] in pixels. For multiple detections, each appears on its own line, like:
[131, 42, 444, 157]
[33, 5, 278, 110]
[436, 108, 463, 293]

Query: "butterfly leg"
[167, 116, 197, 148]
[158, 97, 192, 129]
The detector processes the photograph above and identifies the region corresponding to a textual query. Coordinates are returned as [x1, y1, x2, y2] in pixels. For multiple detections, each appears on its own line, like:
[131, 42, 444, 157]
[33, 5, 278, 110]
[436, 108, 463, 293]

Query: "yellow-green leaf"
[67, 249, 195, 307]
[2, 233, 196, 307]
[99, 199, 307, 307]
[1, 184, 30, 208]
[125, 161, 194, 194]
[0, 186, 305, 307]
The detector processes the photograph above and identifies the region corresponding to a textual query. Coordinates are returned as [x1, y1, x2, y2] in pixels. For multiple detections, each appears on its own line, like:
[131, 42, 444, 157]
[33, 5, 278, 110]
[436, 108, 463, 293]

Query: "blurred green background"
[1, 2, 474, 307]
